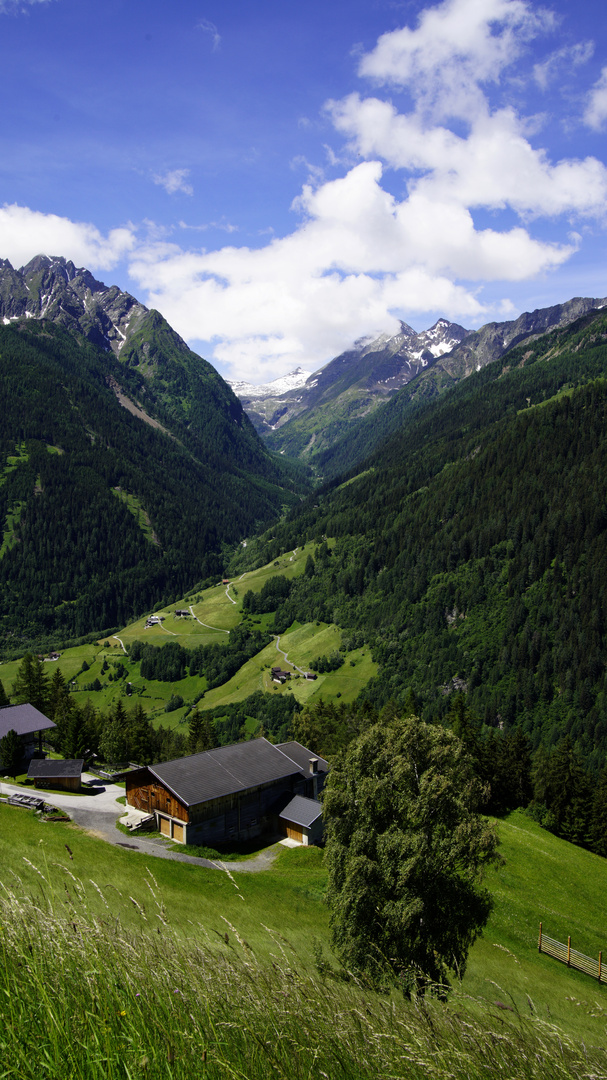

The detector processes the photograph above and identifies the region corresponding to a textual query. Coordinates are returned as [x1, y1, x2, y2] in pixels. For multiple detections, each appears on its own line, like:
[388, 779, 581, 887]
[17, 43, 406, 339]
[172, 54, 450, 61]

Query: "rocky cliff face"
[435, 297, 607, 381]
[0, 255, 149, 355]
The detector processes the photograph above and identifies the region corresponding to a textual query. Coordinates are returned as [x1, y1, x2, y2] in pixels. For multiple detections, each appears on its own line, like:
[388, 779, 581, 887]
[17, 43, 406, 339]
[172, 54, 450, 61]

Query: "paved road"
[0, 774, 280, 872]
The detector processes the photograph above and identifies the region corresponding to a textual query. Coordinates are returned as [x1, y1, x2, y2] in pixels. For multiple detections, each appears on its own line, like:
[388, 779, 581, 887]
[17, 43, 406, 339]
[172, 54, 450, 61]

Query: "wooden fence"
[538, 923, 605, 983]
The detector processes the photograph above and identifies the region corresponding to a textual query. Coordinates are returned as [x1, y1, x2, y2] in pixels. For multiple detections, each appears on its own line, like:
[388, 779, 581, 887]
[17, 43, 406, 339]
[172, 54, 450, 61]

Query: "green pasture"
[0, 802, 328, 963]
[111, 488, 158, 546]
[466, 810, 607, 1043]
[2, 801, 607, 1045]
[0, 540, 372, 722]
[199, 621, 378, 711]
[0, 501, 24, 557]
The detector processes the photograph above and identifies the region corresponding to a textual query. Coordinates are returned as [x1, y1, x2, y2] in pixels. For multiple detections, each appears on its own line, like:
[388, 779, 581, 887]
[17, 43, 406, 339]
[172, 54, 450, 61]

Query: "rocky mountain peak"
[0, 255, 149, 355]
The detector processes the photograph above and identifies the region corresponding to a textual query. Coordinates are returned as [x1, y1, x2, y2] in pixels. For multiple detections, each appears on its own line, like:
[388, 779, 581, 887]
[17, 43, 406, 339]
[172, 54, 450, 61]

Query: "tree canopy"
[323, 715, 499, 993]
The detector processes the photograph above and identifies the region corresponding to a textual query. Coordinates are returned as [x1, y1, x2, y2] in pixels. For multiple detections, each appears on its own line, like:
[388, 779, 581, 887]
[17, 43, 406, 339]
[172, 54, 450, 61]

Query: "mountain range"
[230, 297, 607, 473]
[0, 256, 305, 646]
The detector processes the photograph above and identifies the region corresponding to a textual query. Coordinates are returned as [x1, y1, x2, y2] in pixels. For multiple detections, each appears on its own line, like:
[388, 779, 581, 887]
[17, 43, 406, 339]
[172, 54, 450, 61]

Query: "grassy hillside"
[0, 542, 377, 731]
[2, 802, 607, 1078]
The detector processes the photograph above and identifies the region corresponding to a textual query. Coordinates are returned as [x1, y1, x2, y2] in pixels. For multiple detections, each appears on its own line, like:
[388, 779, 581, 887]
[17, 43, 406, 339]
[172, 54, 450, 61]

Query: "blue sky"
[1, 0, 607, 382]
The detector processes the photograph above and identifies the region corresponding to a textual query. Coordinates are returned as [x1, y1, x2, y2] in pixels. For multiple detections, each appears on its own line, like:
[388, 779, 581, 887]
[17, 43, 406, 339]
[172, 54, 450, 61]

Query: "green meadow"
[0, 540, 375, 726]
[2, 802, 607, 1058]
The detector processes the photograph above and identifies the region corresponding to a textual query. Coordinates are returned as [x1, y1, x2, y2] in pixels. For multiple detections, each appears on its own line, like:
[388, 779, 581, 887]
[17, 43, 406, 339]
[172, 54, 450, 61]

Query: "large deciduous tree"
[323, 715, 499, 994]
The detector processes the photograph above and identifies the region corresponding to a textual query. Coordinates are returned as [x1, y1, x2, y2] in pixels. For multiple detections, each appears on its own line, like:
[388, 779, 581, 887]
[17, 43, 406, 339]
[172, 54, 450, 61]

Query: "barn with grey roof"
[0, 704, 56, 771]
[126, 737, 328, 846]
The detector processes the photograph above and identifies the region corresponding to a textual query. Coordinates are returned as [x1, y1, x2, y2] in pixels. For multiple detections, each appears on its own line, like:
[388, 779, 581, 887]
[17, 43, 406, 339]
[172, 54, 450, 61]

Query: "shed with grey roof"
[126, 737, 328, 846]
[27, 758, 84, 791]
[278, 794, 324, 846]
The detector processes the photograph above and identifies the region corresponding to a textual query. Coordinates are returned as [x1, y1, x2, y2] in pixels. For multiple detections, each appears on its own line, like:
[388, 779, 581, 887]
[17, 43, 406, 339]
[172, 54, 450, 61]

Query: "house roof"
[27, 758, 84, 779]
[0, 704, 56, 741]
[278, 795, 323, 829]
[275, 741, 329, 775]
[145, 737, 327, 808]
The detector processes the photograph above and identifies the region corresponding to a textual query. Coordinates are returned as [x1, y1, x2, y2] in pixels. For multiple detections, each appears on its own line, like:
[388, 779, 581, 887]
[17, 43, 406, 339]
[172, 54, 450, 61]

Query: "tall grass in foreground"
[0, 863, 605, 1080]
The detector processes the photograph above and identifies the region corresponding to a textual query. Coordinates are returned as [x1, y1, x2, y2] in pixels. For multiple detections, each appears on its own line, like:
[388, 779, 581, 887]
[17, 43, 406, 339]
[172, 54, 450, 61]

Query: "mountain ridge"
[260, 295, 607, 476]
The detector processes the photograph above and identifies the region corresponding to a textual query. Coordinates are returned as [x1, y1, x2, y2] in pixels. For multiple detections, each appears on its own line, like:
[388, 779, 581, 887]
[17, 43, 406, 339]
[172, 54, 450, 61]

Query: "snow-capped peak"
[227, 367, 313, 398]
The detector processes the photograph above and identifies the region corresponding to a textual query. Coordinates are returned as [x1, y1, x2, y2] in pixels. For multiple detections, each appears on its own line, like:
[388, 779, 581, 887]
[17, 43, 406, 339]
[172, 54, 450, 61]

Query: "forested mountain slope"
[292, 296, 607, 479]
[0, 318, 304, 645]
[230, 307, 607, 768]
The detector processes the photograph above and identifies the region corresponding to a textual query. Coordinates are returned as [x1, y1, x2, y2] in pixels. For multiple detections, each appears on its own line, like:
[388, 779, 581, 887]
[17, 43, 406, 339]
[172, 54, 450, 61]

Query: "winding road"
[0, 776, 281, 872]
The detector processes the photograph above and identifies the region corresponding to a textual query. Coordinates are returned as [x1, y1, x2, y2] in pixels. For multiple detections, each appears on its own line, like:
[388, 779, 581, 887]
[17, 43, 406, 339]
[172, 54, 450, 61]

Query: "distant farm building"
[271, 667, 292, 684]
[27, 758, 84, 791]
[144, 614, 166, 629]
[126, 738, 328, 846]
[0, 704, 56, 768]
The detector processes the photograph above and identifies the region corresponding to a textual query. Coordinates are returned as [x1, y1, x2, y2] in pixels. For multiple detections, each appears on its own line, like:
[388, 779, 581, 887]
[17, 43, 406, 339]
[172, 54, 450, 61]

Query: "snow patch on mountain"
[228, 367, 313, 399]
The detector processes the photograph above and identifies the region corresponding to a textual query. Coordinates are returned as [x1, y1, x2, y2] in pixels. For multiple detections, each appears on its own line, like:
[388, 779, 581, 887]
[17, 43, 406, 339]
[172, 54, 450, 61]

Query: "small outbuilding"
[27, 758, 84, 791]
[278, 794, 324, 846]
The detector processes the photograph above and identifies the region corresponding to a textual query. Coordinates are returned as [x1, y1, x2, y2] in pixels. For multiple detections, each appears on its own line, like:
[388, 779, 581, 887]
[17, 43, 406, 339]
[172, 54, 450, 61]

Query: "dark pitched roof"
[0, 704, 56, 741]
[148, 737, 307, 807]
[275, 741, 329, 775]
[279, 795, 323, 828]
[27, 758, 84, 779]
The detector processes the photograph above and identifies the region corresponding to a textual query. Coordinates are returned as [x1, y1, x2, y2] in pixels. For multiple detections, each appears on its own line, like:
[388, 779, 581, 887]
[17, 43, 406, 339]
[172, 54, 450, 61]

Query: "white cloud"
[584, 66, 607, 130]
[329, 94, 607, 219]
[0, 0, 51, 12]
[178, 219, 238, 234]
[198, 18, 220, 52]
[153, 169, 194, 196]
[533, 41, 593, 91]
[359, 0, 554, 121]
[2, 0, 605, 385]
[124, 0, 601, 383]
[126, 159, 572, 382]
[0, 203, 135, 270]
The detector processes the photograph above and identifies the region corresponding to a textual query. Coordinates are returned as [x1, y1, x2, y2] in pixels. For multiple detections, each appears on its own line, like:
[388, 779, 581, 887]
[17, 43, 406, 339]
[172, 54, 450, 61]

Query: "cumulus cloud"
[358, 0, 555, 121]
[153, 169, 194, 196]
[533, 41, 593, 91]
[584, 66, 607, 130]
[0, 203, 135, 270]
[2, 0, 605, 384]
[126, 0, 604, 382]
[126, 159, 571, 382]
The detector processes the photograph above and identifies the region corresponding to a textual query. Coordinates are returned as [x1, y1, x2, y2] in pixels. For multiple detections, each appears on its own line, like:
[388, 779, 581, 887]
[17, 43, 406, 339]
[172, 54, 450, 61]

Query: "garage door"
[159, 816, 171, 837]
[286, 824, 303, 842]
[173, 822, 184, 843]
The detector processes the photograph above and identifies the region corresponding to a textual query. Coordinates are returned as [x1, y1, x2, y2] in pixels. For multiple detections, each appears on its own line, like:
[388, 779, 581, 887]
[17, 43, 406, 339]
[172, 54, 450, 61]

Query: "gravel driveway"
[0, 773, 280, 872]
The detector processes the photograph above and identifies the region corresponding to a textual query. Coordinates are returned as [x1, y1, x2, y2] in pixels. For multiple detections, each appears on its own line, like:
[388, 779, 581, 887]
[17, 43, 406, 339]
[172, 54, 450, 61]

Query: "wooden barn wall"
[126, 769, 188, 822]
[187, 774, 305, 846]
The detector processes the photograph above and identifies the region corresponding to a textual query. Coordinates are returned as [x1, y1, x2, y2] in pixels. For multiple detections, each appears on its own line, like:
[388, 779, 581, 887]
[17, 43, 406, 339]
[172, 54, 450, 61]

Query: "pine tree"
[589, 765, 607, 857]
[0, 679, 9, 708]
[12, 653, 49, 713]
[0, 728, 22, 779]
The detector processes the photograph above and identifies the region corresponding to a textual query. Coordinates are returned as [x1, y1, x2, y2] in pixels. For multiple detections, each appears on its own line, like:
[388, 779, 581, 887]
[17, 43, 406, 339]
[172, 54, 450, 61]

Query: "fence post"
[599, 951, 602, 983]
[538, 922, 543, 952]
[567, 937, 571, 966]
